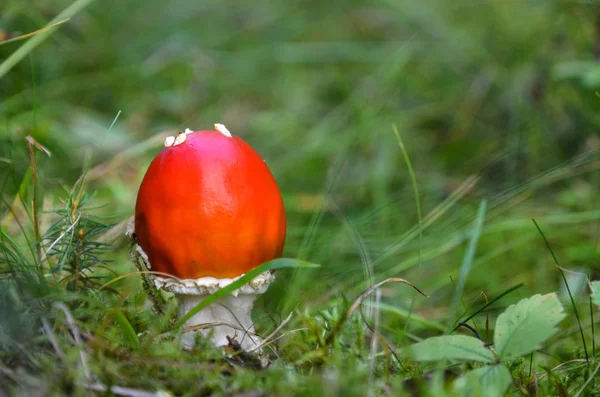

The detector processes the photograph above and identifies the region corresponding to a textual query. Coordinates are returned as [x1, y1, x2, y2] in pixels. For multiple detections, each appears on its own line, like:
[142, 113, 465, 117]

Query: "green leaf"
[398, 335, 494, 363]
[174, 258, 320, 329]
[591, 281, 600, 307]
[494, 293, 566, 360]
[454, 364, 512, 397]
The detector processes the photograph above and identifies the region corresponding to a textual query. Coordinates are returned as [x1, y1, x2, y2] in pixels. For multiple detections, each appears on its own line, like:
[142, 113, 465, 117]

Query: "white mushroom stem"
[152, 271, 275, 351]
[177, 293, 260, 350]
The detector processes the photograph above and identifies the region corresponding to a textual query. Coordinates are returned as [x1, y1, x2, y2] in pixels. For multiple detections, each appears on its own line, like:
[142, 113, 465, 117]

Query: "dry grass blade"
[534, 359, 589, 382]
[359, 294, 405, 375]
[25, 136, 52, 157]
[41, 318, 65, 359]
[153, 322, 256, 342]
[0, 19, 71, 46]
[181, 322, 264, 350]
[248, 328, 309, 352]
[25, 136, 52, 265]
[347, 278, 428, 318]
[573, 360, 600, 397]
[248, 311, 294, 353]
[0, 0, 95, 79]
[182, 322, 254, 334]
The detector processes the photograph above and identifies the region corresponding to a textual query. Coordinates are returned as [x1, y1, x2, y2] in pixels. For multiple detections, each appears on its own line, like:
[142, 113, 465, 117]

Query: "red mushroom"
[130, 124, 286, 349]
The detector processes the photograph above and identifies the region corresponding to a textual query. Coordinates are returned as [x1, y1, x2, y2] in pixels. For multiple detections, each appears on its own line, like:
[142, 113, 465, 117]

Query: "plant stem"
[532, 219, 589, 362]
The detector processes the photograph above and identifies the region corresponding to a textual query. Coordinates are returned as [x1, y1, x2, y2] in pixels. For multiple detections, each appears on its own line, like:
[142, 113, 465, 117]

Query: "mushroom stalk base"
[178, 293, 260, 350]
[127, 228, 275, 352]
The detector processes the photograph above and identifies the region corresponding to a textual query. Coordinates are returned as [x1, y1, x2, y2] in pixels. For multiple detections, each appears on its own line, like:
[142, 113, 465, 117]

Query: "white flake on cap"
[174, 133, 187, 145]
[164, 136, 175, 147]
[165, 128, 193, 147]
[214, 123, 232, 137]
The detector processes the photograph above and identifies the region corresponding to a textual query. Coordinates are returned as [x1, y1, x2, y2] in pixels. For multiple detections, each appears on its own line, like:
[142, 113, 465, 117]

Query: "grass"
[1, 0, 600, 395]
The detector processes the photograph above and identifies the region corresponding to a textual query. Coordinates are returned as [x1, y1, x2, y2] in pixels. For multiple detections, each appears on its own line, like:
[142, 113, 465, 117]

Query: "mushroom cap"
[134, 129, 286, 279]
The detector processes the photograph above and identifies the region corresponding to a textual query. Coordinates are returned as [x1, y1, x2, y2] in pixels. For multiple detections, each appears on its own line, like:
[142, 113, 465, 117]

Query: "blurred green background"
[2, 0, 600, 389]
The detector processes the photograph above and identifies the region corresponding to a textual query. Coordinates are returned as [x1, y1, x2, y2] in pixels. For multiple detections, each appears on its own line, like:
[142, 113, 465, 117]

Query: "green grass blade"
[588, 277, 597, 357]
[590, 280, 600, 307]
[392, 124, 422, 265]
[573, 360, 600, 397]
[450, 199, 487, 318]
[453, 283, 525, 329]
[114, 310, 140, 349]
[369, 302, 445, 331]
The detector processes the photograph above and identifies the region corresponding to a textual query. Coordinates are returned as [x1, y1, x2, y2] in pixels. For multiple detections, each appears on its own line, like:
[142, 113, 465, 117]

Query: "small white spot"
[174, 133, 187, 146]
[184, 128, 193, 134]
[164, 136, 175, 147]
[214, 123, 232, 137]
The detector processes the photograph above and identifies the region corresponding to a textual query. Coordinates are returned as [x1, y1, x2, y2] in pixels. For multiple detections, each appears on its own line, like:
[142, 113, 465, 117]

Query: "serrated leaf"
[454, 364, 512, 397]
[398, 335, 494, 363]
[591, 281, 600, 307]
[494, 293, 565, 360]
